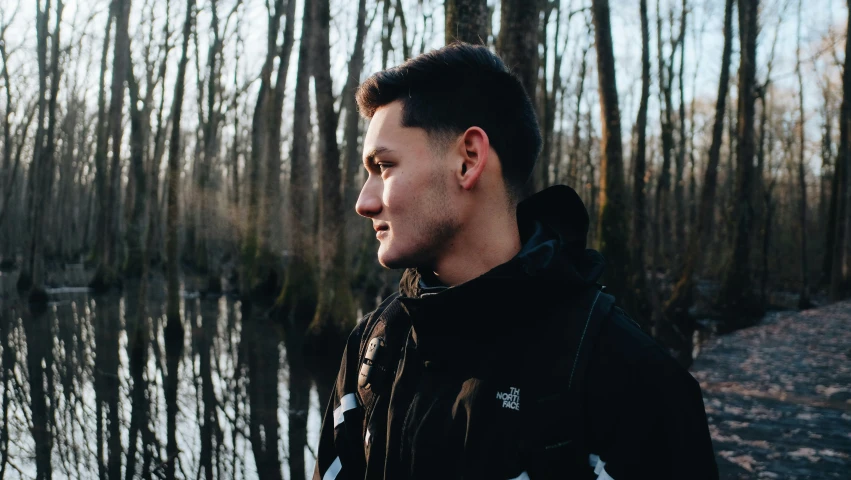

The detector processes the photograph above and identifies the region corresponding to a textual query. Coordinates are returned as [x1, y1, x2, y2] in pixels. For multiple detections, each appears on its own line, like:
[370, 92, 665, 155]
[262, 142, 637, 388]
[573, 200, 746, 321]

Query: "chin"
[377, 252, 405, 270]
[377, 245, 417, 270]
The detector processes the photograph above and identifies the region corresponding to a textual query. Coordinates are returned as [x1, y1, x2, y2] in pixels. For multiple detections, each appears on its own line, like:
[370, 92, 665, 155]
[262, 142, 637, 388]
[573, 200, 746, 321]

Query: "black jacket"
[313, 185, 718, 480]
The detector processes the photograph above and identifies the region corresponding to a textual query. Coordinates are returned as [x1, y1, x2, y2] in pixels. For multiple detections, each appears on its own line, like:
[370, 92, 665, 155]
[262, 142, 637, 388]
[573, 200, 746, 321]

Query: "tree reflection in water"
[0, 286, 323, 480]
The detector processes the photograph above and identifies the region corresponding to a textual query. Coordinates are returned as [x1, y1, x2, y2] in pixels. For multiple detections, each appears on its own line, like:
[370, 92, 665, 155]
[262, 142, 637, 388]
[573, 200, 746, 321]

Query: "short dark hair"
[356, 43, 542, 203]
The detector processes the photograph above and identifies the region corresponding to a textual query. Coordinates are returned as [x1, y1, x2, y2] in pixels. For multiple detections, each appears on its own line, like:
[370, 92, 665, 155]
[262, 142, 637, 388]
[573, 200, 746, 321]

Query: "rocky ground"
[691, 302, 851, 479]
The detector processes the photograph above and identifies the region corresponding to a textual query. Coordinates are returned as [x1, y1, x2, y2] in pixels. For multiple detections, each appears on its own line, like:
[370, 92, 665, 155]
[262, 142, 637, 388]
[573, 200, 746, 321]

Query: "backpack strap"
[526, 285, 616, 478]
[355, 292, 406, 409]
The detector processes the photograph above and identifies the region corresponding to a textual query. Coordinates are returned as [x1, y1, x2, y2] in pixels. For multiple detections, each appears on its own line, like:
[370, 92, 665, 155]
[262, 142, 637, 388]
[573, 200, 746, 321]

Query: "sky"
[1, 0, 847, 175]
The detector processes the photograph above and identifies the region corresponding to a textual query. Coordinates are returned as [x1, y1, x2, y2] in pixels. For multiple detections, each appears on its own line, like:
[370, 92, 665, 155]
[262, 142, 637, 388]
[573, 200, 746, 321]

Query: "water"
[0, 276, 324, 480]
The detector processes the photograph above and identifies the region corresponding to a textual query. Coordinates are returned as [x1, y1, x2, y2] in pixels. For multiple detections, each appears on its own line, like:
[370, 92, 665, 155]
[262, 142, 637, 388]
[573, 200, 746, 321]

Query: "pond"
[0, 275, 325, 480]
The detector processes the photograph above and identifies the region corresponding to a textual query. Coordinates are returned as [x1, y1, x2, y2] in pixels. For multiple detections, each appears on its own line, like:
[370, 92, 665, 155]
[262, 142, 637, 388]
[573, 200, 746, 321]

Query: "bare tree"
[717, 0, 762, 326]
[243, 0, 296, 295]
[96, 0, 132, 290]
[164, 0, 195, 478]
[445, 0, 488, 44]
[536, 0, 570, 191]
[19, 0, 64, 303]
[828, 0, 851, 300]
[567, 29, 591, 189]
[310, 0, 357, 384]
[673, 0, 688, 269]
[123, 15, 156, 279]
[275, 0, 316, 478]
[794, 0, 811, 309]
[91, 1, 115, 289]
[0, 13, 18, 254]
[821, 77, 836, 286]
[663, 0, 734, 363]
[630, 0, 652, 328]
[590, 0, 631, 305]
[650, 0, 683, 283]
[497, 0, 540, 134]
[342, 0, 370, 208]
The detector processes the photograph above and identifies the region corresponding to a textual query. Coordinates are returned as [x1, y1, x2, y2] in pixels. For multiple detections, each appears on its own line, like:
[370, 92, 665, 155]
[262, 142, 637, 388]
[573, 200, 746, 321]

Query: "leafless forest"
[0, 0, 848, 478]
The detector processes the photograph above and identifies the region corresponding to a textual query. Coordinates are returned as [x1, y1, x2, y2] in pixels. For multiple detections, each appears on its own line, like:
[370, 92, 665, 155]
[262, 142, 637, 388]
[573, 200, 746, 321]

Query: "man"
[313, 43, 717, 480]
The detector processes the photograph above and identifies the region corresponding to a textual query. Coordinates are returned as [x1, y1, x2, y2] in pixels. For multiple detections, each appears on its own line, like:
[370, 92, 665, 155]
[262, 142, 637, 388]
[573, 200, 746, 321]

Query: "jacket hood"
[399, 184, 605, 298]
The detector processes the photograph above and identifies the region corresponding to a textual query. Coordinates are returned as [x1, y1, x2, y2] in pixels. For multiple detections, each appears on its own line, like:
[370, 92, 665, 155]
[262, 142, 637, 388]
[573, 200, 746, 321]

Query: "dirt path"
[690, 302, 851, 479]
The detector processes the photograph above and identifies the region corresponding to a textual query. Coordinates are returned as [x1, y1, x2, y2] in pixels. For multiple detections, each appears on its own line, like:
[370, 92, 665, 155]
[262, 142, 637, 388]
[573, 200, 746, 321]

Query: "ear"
[455, 127, 489, 191]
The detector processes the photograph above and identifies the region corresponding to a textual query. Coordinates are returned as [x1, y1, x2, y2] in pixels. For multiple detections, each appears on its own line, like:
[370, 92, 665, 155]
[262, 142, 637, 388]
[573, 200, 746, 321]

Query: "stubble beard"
[380, 173, 460, 270]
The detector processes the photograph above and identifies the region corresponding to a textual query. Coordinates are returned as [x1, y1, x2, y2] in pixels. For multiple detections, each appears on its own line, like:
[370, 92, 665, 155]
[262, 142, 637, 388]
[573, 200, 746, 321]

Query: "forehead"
[363, 101, 428, 156]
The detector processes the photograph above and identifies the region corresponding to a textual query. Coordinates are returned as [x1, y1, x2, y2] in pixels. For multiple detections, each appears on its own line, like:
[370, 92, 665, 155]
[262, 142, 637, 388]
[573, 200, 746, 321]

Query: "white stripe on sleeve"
[589, 453, 615, 480]
[333, 393, 358, 428]
[597, 465, 615, 480]
[322, 456, 342, 480]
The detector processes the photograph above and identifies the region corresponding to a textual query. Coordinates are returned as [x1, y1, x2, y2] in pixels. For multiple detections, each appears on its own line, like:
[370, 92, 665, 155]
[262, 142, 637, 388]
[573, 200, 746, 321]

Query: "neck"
[430, 209, 521, 286]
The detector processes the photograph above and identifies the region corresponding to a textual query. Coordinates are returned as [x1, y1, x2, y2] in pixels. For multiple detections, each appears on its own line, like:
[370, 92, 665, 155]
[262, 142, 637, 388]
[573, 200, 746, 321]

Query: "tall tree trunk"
[394, 0, 411, 60]
[124, 45, 149, 278]
[148, 47, 170, 269]
[20, 0, 63, 302]
[229, 41, 241, 211]
[196, 0, 222, 281]
[590, 0, 631, 305]
[41, 1, 63, 275]
[102, 0, 132, 286]
[164, 1, 194, 478]
[664, 0, 734, 363]
[245, 0, 295, 296]
[342, 0, 369, 214]
[568, 39, 590, 188]
[537, 0, 569, 192]
[497, 0, 540, 191]
[262, 0, 297, 285]
[821, 81, 835, 286]
[717, 0, 762, 326]
[381, 0, 394, 69]
[795, 0, 811, 309]
[829, 0, 851, 300]
[0, 29, 14, 257]
[311, 0, 357, 393]
[276, 0, 317, 478]
[279, 0, 316, 327]
[651, 0, 680, 282]
[674, 0, 688, 270]
[342, 0, 371, 301]
[445, 0, 488, 44]
[630, 0, 652, 329]
[89, 0, 114, 289]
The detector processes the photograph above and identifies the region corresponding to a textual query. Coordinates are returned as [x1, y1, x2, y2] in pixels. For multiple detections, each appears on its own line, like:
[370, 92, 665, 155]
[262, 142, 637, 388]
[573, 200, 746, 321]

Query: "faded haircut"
[356, 42, 542, 204]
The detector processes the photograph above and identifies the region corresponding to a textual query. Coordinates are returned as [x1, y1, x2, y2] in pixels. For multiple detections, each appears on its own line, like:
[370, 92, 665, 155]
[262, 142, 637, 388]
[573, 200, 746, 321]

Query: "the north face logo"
[496, 387, 520, 411]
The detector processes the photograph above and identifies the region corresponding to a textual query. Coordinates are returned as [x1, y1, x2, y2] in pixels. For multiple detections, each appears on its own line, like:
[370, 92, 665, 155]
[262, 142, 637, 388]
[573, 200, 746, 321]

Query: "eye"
[377, 162, 391, 172]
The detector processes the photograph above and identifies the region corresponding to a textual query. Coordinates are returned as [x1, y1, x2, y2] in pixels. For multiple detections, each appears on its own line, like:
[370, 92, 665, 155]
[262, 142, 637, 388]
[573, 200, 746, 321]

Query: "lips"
[374, 223, 389, 239]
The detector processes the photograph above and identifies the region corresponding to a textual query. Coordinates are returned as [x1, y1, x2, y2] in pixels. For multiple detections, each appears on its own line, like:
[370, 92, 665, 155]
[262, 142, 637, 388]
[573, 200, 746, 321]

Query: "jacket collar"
[391, 185, 605, 366]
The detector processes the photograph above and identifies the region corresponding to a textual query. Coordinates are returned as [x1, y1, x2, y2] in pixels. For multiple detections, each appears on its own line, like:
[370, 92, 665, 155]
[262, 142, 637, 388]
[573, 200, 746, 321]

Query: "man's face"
[355, 101, 461, 269]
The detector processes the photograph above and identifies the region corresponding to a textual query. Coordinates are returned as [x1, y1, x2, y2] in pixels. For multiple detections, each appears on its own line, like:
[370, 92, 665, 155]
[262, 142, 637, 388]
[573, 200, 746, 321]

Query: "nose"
[355, 175, 382, 218]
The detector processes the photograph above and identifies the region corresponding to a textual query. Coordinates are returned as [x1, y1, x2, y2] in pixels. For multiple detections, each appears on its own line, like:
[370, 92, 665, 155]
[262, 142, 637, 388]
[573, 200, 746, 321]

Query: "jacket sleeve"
[587, 315, 719, 479]
[313, 319, 370, 480]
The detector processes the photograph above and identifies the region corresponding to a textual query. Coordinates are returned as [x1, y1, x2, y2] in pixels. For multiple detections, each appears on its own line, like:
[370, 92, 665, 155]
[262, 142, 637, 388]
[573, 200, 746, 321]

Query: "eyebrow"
[363, 146, 393, 166]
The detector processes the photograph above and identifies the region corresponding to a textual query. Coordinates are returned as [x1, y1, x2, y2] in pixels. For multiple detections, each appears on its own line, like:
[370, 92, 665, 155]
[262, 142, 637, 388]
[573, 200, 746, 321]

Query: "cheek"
[381, 175, 413, 212]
